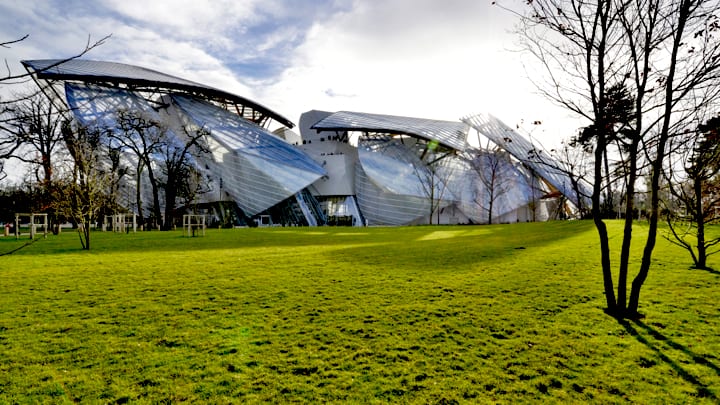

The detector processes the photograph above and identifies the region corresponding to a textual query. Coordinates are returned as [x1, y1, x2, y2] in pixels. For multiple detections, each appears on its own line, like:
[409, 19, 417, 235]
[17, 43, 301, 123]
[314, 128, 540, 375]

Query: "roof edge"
[22, 59, 294, 129]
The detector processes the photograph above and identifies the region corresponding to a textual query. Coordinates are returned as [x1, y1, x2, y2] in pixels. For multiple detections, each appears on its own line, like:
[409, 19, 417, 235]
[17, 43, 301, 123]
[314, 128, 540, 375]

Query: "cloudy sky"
[0, 0, 585, 147]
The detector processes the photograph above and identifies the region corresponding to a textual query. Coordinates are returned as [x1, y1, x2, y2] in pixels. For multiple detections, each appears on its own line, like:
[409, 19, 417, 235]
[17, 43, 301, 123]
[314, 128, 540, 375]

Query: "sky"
[0, 0, 587, 151]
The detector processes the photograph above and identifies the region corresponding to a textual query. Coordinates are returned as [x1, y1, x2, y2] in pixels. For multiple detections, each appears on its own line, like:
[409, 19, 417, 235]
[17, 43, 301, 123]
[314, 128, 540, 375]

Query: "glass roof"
[26, 59, 205, 88]
[169, 96, 326, 214]
[22, 59, 294, 128]
[311, 111, 469, 151]
[462, 113, 591, 207]
[65, 82, 161, 129]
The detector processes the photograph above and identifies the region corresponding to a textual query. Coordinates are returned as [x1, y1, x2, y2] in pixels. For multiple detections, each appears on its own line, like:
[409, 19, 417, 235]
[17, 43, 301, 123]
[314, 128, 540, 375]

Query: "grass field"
[1, 220, 719, 403]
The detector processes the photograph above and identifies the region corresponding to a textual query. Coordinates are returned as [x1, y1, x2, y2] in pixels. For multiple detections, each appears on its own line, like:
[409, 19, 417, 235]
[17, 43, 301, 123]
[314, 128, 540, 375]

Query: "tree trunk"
[163, 175, 177, 231]
[429, 174, 435, 225]
[617, 139, 639, 313]
[489, 170, 496, 224]
[42, 160, 52, 186]
[628, 0, 691, 316]
[603, 148, 613, 216]
[695, 173, 707, 269]
[593, 137, 617, 312]
[488, 197, 493, 225]
[146, 164, 162, 229]
[82, 218, 91, 250]
[628, 211, 657, 315]
[135, 163, 144, 227]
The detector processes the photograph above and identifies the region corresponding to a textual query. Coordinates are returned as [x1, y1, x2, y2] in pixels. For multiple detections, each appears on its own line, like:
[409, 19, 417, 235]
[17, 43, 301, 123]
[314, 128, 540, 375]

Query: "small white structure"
[15, 213, 48, 239]
[104, 214, 137, 233]
[255, 215, 273, 227]
[183, 214, 206, 237]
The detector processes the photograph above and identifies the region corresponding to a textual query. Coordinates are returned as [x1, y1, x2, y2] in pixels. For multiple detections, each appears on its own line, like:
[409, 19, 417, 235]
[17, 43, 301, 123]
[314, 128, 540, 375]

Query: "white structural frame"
[104, 214, 137, 233]
[14, 213, 48, 239]
[183, 214, 206, 237]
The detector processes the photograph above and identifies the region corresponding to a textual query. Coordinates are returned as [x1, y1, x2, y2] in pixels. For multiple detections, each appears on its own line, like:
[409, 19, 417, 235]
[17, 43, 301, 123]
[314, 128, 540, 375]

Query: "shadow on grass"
[693, 266, 720, 276]
[4, 220, 597, 257]
[620, 319, 719, 400]
[323, 220, 597, 271]
[0, 236, 43, 256]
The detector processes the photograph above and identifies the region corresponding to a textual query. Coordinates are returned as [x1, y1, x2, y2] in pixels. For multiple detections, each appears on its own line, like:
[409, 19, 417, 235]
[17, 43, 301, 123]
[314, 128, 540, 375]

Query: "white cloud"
[0, 0, 585, 151]
[256, 0, 583, 146]
[96, 24, 255, 97]
[99, 0, 259, 40]
[0, 1, 257, 96]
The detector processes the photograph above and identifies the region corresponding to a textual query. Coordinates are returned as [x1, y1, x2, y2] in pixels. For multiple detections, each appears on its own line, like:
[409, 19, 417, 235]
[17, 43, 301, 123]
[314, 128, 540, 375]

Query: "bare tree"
[0, 34, 110, 179]
[0, 100, 23, 169]
[416, 159, 456, 225]
[160, 125, 209, 230]
[56, 122, 111, 249]
[413, 143, 457, 225]
[104, 144, 129, 219]
[527, 140, 593, 219]
[111, 109, 166, 229]
[1, 90, 67, 229]
[470, 148, 514, 224]
[664, 115, 720, 269]
[4, 91, 64, 186]
[177, 160, 210, 216]
[511, 0, 720, 317]
[0, 34, 109, 180]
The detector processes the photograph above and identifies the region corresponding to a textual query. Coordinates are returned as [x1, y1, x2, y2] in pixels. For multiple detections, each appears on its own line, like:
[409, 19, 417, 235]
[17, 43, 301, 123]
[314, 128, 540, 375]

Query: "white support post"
[39, 213, 48, 238]
[14, 213, 48, 239]
[183, 214, 206, 237]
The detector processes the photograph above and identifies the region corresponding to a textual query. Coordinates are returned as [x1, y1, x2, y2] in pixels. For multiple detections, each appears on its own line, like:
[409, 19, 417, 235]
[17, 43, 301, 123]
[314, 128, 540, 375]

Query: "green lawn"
[1, 221, 719, 403]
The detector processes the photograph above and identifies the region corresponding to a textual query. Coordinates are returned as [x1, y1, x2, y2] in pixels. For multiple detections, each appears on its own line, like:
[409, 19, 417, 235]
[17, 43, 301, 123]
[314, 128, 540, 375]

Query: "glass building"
[23, 59, 326, 227]
[22, 58, 587, 227]
[300, 110, 589, 225]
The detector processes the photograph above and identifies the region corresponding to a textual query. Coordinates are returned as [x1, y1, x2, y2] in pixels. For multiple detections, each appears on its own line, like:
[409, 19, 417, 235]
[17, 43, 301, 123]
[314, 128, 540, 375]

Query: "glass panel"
[313, 110, 468, 151]
[171, 95, 325, 175]
[462, 113, 591, 208]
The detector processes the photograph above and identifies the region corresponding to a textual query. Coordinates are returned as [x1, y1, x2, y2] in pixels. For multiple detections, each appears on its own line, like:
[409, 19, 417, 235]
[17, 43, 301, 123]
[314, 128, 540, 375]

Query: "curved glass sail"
[170, 95, 326, 215]
[462, 113, 591, 209]
[64, 83, 209, 218]
[355, 165, 430, 225]
[355, 137, 456, 225]
[65, 83, 326, 217]
[450, 150, 538, 223]
[65, 82, 161, 128]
